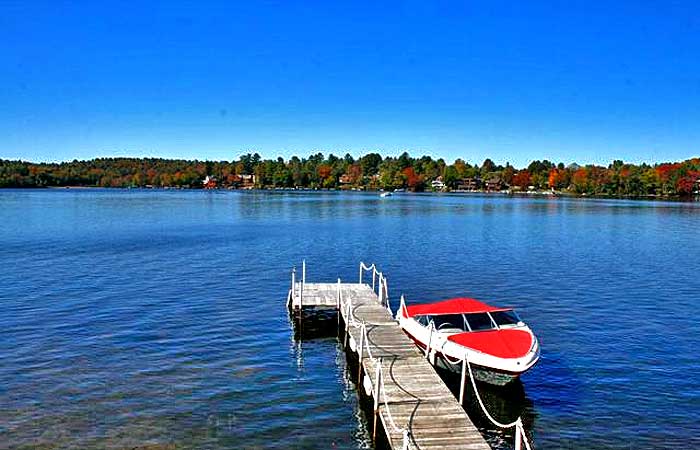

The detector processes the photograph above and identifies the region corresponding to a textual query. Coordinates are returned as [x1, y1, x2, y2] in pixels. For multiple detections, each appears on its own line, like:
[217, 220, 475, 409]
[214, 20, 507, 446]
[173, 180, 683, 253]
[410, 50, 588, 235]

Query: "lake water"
[1, 189, 699, 450]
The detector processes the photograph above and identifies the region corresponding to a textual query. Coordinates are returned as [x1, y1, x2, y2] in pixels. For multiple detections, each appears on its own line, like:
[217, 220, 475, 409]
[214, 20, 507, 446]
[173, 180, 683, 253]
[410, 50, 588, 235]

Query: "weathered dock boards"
[287, 265, 490, 450]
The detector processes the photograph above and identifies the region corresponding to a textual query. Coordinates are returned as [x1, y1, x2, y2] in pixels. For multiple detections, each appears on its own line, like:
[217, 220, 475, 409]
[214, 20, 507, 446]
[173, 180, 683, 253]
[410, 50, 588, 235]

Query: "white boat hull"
[398, 311, 540, 386]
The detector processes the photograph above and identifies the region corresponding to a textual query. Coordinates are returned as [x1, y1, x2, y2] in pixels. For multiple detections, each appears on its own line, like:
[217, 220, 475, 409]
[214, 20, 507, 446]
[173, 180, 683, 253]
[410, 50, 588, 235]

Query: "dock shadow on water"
[289, 307, 341, 340]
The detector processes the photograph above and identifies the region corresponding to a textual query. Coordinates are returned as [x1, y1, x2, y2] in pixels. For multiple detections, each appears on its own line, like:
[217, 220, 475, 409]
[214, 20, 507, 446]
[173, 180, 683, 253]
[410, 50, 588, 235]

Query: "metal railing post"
[299, 276, 303, 308]
[302, 259, 306, 285]
[372, 268, 376, 291]
[402, 430, 410, 450]
[383, 276, 389, 310]
[344, 301, 351, 347]
[459, 358, 467, 404]
[337, 278, 341, 329]
[337, 278, 341, 310]
[373, 357, 382, 440]
[359, 262, 363, 284]
[358, 321, 365, 379]
[426, 323, 433, 362]
[397, 294, 405, 320]
[291, 267, 296, 306]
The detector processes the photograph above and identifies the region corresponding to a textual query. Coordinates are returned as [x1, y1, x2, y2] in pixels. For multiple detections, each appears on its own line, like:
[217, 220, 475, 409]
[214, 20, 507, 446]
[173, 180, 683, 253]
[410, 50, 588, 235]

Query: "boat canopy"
[404, 297, 509, 317]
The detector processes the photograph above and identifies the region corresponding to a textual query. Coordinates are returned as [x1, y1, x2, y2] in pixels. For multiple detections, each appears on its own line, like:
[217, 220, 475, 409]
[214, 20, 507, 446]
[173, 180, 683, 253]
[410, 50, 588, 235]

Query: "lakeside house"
[694, 177, 700, 194]
[485, 177, 507, 191]
[456, 177, 482, 191]
[202, 175, 217, 189]
[233, 174, 256, 189]
[431, 176, 446, 191]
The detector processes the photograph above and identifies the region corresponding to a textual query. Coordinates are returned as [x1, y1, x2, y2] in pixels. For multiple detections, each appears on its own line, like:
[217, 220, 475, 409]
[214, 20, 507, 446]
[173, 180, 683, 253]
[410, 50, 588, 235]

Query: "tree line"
[1, 152, 699, 197]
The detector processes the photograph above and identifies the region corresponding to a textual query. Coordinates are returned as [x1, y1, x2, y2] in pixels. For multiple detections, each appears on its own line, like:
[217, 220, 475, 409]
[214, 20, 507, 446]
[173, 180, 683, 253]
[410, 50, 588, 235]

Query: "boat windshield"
[430, 314, 467, 332]
[415, 310, 521, 332]
[415, 315, 432, 327]
[490, 310, 522, 327]
[464, 312, 495, 331]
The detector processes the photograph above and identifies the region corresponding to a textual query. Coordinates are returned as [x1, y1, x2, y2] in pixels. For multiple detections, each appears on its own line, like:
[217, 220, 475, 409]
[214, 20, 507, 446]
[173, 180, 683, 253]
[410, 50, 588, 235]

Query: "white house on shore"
[431, 176, 446, 191]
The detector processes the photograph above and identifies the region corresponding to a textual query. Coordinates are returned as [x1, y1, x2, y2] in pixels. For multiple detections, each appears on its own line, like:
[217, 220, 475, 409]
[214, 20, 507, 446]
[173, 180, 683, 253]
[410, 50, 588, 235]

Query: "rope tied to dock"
[434, 336, 533, 450]
[464, 355, 532, 450]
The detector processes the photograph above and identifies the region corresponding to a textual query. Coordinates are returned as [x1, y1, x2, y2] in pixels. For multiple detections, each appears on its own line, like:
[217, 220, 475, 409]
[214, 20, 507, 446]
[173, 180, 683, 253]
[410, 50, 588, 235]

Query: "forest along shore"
[2, 153, 699, 198]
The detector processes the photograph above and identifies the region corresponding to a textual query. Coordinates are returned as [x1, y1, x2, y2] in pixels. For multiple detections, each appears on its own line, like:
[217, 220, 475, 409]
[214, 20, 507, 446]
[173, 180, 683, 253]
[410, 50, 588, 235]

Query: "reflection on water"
[291, 326, 373, 450]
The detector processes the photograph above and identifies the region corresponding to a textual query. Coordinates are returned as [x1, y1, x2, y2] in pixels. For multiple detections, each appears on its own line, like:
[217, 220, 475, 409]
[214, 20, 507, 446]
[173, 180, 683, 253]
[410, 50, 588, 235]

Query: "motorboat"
[379, 191, 393, 197]
[397, 297, 540, 385]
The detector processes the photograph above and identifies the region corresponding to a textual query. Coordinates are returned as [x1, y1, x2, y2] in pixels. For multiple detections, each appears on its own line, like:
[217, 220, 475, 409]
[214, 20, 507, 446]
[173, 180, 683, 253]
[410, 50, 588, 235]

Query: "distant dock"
[286, 261, 493, 450]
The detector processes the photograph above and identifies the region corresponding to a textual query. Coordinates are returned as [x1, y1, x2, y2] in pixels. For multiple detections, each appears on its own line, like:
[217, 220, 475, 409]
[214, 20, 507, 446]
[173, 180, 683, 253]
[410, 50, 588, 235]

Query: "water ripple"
[1, 190, 699, 449]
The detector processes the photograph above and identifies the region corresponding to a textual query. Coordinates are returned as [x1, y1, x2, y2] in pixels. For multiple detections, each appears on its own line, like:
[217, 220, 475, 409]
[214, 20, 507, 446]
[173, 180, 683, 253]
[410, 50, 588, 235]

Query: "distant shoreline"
[3, 154, 699, 197]
[6, 185, 698, 202]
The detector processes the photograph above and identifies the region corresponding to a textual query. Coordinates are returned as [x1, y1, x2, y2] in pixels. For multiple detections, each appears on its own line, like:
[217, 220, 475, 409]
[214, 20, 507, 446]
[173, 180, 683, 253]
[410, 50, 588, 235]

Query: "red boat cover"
[404, 297, 507, 317]
[448, 329, 533, 359]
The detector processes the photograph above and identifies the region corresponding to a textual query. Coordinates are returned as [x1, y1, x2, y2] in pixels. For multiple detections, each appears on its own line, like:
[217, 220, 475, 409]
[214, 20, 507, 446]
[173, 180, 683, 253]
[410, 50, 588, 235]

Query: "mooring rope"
[360, 323, 411, 449]
[463, 355, 520, 428]
[464, 355, 532, 450]
[418, 322, 533, 450]
[438, 340, 464, 366]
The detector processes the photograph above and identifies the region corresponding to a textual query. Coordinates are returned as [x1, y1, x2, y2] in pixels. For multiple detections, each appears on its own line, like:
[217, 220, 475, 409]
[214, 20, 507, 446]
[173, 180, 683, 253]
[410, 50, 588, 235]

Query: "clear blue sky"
[2, 1, 699, 167]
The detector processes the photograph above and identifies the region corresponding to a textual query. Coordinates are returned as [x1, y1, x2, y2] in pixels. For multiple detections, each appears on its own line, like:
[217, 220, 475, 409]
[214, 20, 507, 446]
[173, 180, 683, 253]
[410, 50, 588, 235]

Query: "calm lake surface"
[1, 189, 699, 449]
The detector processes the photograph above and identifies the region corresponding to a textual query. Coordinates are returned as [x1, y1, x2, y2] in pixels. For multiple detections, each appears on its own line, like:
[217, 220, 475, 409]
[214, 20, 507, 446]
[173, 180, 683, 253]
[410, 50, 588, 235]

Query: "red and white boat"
[397, 297, 540, 385]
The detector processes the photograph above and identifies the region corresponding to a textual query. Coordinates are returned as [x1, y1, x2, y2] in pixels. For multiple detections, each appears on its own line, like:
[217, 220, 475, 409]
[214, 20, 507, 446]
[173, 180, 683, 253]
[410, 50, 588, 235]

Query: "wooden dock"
[287, 262, 491, 450]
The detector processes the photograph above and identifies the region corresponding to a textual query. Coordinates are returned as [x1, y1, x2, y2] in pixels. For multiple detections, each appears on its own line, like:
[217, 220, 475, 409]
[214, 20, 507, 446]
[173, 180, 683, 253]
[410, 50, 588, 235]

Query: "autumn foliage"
[511, 170, 531, 188]
[317, 165, 332, 179]
[402, 167, 422, 189]
[1, 153, 699, 197]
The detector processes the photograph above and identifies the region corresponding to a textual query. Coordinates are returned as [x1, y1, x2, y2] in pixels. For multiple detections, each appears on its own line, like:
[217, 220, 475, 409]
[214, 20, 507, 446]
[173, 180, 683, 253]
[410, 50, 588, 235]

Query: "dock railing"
[359, 262, 390, 314]
[340, 281, 412, 450]
[288, 260, 307, 309]
[398, 294, 533, 450]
